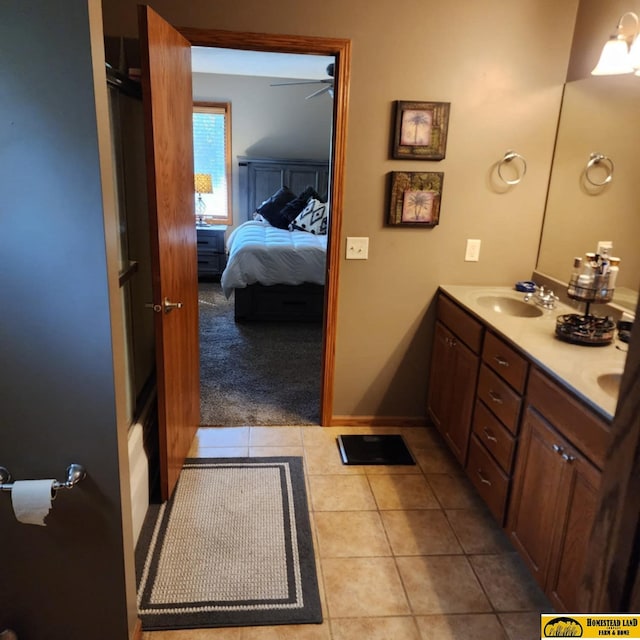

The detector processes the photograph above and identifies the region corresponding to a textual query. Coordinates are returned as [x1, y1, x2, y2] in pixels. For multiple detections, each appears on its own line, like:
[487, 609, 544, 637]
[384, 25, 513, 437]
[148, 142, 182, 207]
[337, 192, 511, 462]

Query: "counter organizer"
[555, 272, 616, 346]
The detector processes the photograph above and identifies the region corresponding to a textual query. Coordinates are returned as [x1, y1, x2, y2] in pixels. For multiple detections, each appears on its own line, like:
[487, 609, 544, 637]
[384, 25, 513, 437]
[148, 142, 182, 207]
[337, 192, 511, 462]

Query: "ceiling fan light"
[591, 35, 634, 75]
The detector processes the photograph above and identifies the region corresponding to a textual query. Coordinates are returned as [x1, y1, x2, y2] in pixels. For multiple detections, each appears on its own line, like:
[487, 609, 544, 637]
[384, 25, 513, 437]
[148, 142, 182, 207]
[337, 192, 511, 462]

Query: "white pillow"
[289, 198, 328, 235]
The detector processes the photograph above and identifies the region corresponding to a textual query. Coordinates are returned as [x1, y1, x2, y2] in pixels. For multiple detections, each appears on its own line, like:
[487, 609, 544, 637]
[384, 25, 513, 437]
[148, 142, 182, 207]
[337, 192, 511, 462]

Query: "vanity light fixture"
[592, 11, 640, 76]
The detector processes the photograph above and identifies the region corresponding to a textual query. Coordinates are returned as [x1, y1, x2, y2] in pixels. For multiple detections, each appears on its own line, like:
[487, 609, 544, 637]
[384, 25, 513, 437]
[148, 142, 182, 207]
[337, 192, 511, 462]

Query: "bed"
[221, 220, 327, 321]
[221, 157, 330, 322]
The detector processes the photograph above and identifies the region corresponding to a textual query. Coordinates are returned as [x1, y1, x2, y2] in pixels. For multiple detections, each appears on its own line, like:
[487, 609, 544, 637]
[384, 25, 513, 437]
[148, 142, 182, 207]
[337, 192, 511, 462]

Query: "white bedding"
[220, 220, 327, 298]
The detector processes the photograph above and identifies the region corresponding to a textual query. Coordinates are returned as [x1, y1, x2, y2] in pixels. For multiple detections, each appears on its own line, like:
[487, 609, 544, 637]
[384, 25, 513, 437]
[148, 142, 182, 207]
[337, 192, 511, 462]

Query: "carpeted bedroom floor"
[199, 282, 322, 426]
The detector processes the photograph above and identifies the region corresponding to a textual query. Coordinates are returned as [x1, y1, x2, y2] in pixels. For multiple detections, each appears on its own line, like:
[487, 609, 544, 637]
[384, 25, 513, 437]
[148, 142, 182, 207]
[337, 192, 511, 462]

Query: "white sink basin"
[476, 295, 544, 318]
[597, 372, 622, 398]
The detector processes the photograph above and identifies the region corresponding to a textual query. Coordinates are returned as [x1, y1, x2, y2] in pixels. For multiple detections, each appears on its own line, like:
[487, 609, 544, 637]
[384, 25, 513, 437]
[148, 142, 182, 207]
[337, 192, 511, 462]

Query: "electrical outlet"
[596, 240, 613, 255]
[465, 239, 481, 262]
[346, 237, 369, 260]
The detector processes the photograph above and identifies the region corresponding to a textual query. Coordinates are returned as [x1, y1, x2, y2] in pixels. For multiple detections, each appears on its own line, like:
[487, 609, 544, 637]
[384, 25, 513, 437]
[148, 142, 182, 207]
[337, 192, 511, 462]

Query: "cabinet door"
[546, 447, 601, 612]
[447, 336, 480, 464]
[507, 408, 566, 588]
[427, 321, 453, 436]
[428, 321, 479, 465]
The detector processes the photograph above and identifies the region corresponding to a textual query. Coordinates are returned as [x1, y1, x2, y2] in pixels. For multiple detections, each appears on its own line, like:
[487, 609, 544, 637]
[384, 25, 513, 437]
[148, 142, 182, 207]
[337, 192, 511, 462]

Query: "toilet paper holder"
[0, 464, 86, 492]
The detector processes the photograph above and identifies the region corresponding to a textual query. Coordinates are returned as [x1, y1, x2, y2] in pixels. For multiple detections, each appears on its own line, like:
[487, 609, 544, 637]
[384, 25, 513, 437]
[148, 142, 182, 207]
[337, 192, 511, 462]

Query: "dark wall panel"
[0, 1, 130, 638]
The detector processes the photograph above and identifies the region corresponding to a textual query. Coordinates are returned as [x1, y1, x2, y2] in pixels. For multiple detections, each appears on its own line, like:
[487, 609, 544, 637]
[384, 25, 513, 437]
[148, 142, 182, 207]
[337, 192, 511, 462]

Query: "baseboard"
[132, 618, 143, 640]
[328, 415, 429, 427]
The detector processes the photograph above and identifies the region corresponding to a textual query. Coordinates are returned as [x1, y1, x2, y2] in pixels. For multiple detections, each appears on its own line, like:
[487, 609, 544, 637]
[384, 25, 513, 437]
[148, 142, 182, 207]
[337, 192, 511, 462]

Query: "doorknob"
[145, 299, 183, 313]
[163, 298, 183, 313]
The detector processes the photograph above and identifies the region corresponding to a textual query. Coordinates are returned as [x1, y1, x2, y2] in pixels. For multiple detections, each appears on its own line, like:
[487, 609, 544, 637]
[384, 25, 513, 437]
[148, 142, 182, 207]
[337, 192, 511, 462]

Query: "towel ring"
[497, 150, 527, 185]
[585, 153, 614, 186]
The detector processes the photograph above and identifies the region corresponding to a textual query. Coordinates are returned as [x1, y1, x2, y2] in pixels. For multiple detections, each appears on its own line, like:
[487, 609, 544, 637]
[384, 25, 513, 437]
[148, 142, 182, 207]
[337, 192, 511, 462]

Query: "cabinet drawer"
[472, 399, 516, 473]
[197, 253, 226, 274]
[477, 364, 522, 434]
[467, 434, 509, 523]
[527, 367, 610, 469]
[483, 331, 529, 393]
[437, 294, 483, 354]
[196, 229, 225, 252]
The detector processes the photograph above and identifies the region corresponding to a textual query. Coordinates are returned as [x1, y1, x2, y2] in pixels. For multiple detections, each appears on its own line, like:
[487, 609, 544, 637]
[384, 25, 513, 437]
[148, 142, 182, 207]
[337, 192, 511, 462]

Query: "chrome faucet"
[524, 285, 559, 309]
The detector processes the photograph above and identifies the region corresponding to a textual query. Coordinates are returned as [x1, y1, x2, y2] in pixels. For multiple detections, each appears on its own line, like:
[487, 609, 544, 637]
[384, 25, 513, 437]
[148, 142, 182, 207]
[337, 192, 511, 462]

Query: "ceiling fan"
[270, 63, 334, 99]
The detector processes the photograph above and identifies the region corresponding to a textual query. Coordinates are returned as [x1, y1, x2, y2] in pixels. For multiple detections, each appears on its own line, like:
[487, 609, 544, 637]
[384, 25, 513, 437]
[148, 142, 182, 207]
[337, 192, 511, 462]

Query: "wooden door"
[507, 407, 565, 588]
[427, 321, 452, 436]
[139, 5, 199, 500]
[428, 321, 479, 465]
[546, 444, 601, 612]
[446, 337, 479, 465]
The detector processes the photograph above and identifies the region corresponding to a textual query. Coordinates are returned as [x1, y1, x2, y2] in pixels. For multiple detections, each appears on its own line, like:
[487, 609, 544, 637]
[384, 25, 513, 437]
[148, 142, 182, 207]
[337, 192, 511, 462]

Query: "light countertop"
[439, 285, 628, 422]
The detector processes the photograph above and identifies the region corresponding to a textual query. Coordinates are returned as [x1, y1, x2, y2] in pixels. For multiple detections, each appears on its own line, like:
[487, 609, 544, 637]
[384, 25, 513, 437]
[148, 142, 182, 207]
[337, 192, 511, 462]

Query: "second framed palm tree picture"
[392, 100, 450, 160]
[388, 171, 443, 227]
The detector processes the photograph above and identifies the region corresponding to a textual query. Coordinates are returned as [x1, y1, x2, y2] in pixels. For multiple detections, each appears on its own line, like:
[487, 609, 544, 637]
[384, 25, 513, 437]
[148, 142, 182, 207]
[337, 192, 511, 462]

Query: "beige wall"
[103, 0, 579, 421]
[193, 72, 332, 228]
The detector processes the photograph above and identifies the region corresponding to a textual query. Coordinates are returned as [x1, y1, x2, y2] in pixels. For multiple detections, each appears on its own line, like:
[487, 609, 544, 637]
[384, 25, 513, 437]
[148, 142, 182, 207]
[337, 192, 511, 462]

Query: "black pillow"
[255, 186, 296, 228]
[279, 186, 322, 226]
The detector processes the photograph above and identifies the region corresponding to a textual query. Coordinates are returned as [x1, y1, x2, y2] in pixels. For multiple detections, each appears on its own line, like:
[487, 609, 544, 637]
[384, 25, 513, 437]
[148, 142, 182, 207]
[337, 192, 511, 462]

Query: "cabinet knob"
[561, 452, 575, 463]
[493, 355, 510, 368]
[552, 444, 564, 454]
[488, 390, 503, 405]
[476, 468, 492, 486]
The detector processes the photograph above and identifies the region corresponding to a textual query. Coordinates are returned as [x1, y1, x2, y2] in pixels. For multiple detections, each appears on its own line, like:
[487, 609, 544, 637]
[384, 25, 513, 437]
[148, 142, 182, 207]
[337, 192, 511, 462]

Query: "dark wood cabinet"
[507, 374, 604, 612]
[427, 297, 482, 465]
[196, 225, 227, 279]
[428, 290, 611, 613]
[466, 334, 527, 523]
[507, 407, 570, 587]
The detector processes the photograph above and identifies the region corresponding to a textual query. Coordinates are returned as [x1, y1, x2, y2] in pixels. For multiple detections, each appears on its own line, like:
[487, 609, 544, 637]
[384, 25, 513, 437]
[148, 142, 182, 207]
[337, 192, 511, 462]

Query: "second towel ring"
[585, 153, 614, 186]
[497, 150, 527, 185]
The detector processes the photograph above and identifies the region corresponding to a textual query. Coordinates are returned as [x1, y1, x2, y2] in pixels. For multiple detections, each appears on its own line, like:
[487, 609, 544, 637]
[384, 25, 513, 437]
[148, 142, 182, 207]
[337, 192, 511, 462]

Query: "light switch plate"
[465, 239, 481, 262]
[346, 237, 369, 260]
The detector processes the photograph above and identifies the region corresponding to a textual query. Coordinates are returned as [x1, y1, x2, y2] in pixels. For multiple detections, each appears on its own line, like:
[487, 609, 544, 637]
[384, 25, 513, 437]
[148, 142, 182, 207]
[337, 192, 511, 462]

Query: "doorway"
[180, 28, 351, 427]
[193, 48, 335, 427]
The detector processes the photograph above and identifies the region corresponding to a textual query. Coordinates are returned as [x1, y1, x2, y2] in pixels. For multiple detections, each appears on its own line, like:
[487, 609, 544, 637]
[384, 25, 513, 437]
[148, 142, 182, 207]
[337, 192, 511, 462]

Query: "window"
[193, 102, 232, 225]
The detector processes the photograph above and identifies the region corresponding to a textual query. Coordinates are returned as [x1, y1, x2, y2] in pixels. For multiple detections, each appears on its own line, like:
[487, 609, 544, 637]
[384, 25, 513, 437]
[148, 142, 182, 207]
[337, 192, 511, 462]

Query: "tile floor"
[141, 425, 551, 640]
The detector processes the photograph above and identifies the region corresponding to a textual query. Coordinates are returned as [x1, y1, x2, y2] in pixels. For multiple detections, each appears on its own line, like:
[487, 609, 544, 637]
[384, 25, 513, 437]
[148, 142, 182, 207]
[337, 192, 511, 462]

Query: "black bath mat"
[337, 434, 416, 465]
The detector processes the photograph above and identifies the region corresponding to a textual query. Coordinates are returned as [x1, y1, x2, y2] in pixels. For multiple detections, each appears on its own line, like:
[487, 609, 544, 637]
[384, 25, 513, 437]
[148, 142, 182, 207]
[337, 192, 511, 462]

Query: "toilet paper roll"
[11, 479, 56, 526]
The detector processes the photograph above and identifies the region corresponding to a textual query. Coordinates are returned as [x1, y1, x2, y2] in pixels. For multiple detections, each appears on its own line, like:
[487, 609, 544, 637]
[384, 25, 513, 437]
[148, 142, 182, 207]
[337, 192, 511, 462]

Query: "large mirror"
[536, 69, 640, 312]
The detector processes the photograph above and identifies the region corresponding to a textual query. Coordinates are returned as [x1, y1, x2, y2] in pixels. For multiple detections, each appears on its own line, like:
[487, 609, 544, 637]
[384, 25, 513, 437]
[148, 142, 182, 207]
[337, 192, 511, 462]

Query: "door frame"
[179, 28, 351, 426]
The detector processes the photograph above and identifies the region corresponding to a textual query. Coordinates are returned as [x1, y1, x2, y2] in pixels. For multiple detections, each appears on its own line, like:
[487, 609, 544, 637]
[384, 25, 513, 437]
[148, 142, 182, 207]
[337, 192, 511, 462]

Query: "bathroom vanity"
[428, 285, 626, 612]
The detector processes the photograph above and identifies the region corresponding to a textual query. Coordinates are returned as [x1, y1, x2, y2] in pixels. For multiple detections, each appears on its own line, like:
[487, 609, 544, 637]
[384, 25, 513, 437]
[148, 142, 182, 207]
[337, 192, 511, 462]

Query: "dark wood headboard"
[238, 156, 329, 221]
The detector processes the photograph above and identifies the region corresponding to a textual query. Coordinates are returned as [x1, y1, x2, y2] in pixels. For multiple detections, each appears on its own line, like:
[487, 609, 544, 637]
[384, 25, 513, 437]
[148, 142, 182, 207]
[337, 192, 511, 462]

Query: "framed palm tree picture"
[392, 101, 450, 160]
[388, 171, 443, 227]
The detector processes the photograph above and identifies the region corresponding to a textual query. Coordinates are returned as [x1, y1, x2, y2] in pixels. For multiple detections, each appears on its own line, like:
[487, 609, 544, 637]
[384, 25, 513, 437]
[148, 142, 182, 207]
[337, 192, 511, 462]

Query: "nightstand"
[196, 225, 227, 279]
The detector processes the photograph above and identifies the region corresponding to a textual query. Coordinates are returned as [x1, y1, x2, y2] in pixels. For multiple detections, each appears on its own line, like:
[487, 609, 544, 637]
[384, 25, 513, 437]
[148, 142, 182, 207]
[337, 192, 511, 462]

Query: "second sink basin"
[476, 295, 544, 318]
[597, 372, 622, 398]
